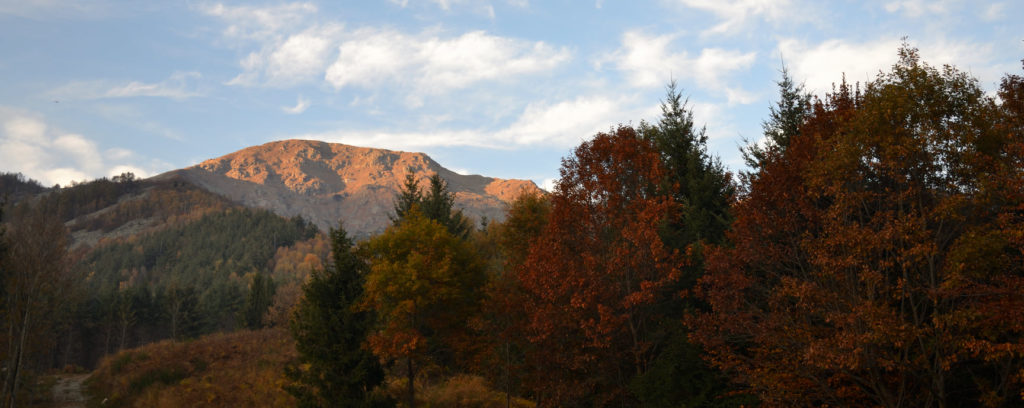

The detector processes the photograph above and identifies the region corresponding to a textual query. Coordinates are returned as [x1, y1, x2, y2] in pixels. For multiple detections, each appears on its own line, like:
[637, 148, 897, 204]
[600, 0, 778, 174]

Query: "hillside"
[159, 139, 541, 236]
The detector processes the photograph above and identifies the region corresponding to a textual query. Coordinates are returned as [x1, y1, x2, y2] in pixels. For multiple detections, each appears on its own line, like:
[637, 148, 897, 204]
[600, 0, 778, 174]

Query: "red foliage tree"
[517, 126, 686, 406]
[693, 47, 1024, 407]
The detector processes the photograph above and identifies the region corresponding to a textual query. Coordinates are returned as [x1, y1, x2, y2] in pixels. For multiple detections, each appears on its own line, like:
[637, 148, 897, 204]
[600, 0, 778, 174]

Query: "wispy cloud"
[883, 0, 953, 18]
[198, 2, 318, 41]
[282, 96, 311, 114]
[676, 0, 806, 36]
[605, 31, 757, 104]
[50, 71, 203, 101]
[291, 94, 642, 150]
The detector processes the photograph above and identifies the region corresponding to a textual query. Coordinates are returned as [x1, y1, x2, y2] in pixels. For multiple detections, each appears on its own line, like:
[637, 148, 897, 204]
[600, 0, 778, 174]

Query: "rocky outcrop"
[158, 139, 541, 237]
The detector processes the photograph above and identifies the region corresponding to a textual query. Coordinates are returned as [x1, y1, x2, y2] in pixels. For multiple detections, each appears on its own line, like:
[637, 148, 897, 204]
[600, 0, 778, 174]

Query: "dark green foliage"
[631, 82, 741, 407]
[0, 173, 45, 202]
[391, 173, 422, 223]
[645, 81, 734, 248]
[288, 223, 390, 408]
[243, 273, 275, 329]
[742, 65, 812, 172]
[392, 173, 471, 238]
[64, 208, 316, 366]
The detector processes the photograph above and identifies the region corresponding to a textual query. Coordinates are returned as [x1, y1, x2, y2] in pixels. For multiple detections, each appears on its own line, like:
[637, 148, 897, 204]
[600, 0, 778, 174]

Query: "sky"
[1, 0, 1021, 190]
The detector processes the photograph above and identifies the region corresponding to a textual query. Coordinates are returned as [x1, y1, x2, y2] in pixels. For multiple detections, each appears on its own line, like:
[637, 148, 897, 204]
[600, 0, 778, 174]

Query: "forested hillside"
[2, 46, 1023, 408]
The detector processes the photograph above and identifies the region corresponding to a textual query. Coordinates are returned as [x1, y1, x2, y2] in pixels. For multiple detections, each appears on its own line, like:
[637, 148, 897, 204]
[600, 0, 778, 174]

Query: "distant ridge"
[158, 139, 541, 237]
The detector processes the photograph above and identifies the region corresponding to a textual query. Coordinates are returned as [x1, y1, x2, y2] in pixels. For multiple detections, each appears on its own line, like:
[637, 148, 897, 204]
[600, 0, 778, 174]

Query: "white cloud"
[540, 177, 557, 192]
[778, 38, 1003, 95]
[0, 108, 155, 186]
[294, 94, 639, 150]
[51, 71, 202, 101]
[203, 2, 567, 91]
[607, 31, 756, 104]
[883, 0, 952, 17]
[282, 96, 311, 114]
[677, 0, 802, 36]
[227, 24, 344, 86]
[198, 2, 317, 41]
[325, 29, 571, 97]
[495, 96, 632, 146]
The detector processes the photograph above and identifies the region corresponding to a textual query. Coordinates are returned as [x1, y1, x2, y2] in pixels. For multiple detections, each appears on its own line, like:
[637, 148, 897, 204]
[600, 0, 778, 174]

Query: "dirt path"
[50, 374, 89, 408]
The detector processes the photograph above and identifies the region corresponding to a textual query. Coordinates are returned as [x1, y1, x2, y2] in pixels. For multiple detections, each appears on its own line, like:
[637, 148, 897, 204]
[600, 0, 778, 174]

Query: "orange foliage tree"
[516, 126, 686, 406]
[693, 48, 1024, 407]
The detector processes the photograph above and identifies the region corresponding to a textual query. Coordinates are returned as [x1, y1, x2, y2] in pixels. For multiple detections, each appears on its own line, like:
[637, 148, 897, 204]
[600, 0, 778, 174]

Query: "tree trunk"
[407, 356, 415, 408]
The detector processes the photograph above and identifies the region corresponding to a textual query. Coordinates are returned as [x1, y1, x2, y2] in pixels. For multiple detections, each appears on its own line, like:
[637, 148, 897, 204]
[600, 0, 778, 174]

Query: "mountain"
[158, 139, 541, 237]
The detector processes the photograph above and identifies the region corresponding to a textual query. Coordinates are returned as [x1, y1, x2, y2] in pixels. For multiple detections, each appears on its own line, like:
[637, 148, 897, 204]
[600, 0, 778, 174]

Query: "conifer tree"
[288, 223, 389, 408]
[392, 172, 471, 238]
[742, 65, 812, 172]
[632, 83, 744, 407]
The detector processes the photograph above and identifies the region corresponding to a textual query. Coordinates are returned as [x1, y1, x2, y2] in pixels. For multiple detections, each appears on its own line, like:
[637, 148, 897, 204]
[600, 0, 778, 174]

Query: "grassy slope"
[86, 328, 297, 408]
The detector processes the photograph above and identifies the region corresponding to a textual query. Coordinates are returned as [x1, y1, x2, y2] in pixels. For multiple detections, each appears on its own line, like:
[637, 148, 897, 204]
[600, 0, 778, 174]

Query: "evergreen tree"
[288, 223, 389, 408]
[391, 172, 422, 223]
[741, 65, 812, 172]
[645, 80, 734, 250]
[392, 172, 471, 238]
[632, 83, 745, 407]
[243, 273, 275, 329]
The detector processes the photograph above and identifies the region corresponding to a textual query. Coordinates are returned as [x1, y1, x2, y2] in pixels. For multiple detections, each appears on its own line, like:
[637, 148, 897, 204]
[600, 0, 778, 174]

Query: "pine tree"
[391, 173, 422, 223]
[632, 83, 745, 407]
[742, 65, 812, 171]
[288, 223, 389, 408]
[243, 273, 275, 329]
[392, 172, 471, 239]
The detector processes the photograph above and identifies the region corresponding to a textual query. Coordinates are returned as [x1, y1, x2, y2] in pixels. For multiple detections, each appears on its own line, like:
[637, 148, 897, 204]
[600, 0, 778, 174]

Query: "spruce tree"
[742, 65, 812, 171]
[632, 83, 746, 407]
[288, 223, 390, 408]
[392, 173, 471, 238]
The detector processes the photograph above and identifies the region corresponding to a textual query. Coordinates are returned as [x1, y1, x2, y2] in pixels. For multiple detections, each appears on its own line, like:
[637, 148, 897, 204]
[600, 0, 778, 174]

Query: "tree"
[741, 65, 812, 173]
[361, 208, 485, 408]
[392, 173, 471, 239]
[516, 126, 686, 406]
[693, 47, 1024, 407]
[645, 81, 734, 248]
[631, 83, 743, 407]
[1, 202, 73, 408]
[288, 223, 388, 408]
[472, 190, 551, 406]
[243, 273, 275, 329]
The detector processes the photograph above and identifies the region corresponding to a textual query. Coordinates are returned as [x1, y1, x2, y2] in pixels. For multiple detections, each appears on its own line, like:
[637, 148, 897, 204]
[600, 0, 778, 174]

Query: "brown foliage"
[693, 48, 1024, 407]
[516, 126, 685, 405]
[86, 329, 297, 408]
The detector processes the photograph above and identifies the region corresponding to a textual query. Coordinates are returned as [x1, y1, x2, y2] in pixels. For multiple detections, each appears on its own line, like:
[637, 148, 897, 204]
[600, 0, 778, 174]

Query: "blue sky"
[1, 0, 1021, 190]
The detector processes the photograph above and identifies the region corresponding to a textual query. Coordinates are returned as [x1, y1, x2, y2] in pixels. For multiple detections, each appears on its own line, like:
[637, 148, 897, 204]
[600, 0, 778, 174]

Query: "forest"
[1, 46, 1023, 407]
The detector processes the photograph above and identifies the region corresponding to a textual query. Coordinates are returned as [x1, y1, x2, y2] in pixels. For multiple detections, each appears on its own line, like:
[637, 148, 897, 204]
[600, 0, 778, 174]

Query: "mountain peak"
[165, 139, 540, 236]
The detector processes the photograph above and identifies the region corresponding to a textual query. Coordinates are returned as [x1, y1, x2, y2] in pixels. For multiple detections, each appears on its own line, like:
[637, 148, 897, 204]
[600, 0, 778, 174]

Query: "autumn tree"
[693, 47, 1024, 407]
[288, 224, 388, 408]
[515, 126, 685, 406]
[1, 202, 74, 408]
[471, 190, 551, 405]
[361, 208, 485, 408]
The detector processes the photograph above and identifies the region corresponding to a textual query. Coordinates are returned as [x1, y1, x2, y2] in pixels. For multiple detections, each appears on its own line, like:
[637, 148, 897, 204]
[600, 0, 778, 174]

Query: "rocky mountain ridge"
[158, 139, 541, 237]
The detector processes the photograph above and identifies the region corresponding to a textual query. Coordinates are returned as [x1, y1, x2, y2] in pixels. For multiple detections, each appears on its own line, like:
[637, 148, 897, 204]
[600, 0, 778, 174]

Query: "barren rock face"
[162, 139, 541, 237]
